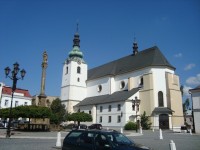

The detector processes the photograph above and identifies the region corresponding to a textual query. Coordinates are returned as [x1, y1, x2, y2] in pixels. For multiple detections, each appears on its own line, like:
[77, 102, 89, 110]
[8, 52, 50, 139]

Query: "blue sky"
[0, 0, 199, 102]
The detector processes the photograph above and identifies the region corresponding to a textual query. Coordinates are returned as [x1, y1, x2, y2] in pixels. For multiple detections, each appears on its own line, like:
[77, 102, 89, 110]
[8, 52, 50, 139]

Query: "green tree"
[183, 98, 190, 114]
[50, 98, 66, 125]
[66, 112, 92, 126]
[140, 111, 152, 130]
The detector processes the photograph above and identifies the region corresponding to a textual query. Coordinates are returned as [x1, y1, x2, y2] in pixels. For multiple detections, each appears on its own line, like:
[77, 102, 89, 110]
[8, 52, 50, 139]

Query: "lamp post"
[132, 96, 141, 132]
[4, 62, 26, 138]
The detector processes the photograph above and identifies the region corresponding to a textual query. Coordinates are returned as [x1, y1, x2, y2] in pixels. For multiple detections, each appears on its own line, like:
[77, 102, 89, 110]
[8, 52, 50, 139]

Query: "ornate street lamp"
[132, 96, 141, 132]
[4, 62, 26, 138]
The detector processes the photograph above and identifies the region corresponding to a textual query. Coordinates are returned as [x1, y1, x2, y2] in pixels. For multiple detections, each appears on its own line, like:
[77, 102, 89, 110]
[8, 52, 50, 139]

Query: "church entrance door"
[159, 114, 169, 129]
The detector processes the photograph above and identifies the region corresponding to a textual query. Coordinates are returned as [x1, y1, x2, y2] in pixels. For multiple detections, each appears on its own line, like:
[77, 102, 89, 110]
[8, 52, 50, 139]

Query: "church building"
[61, 30, 184, 130]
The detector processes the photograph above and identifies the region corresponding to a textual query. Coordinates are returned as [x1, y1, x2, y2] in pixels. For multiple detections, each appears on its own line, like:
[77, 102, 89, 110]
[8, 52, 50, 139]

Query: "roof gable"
[88, 46, 175, 80]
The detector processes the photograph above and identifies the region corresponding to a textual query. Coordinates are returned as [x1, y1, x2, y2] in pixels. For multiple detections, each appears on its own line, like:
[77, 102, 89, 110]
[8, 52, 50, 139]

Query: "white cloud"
[174, 53, 182, 58]
[183, 85, 192, 96]
[184, 63, 196, 71]
[186, 73, 200, 85]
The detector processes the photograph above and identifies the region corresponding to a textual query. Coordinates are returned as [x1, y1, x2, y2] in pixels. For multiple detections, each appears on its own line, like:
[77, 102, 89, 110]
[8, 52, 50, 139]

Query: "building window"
[77, 78, 80, 82]
[100, 116, 102, 123]
[15, 101, 19, 107]
[4, 100, 9, 106]
[140, 77, 144, 86]
[100, 106, 103, 112]
[120, 81, 125, 89]
[132, 103, 135, 111]
[108, 105, 111, 112]
[24, 102, 28, 106]
[77, 66, 81, 74]
[66, 66, 68, 74]
[158, 91, 164, 107]
[117, 104, 121, 111]
[117, 115, 121, 123]
[89, 110, 91, 114]
[97, 85, 102, 92]
[108, 116, 111, 123]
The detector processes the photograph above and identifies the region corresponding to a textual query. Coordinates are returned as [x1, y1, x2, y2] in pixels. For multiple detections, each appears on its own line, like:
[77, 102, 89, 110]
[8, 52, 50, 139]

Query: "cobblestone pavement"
[0, 129, 200, 150]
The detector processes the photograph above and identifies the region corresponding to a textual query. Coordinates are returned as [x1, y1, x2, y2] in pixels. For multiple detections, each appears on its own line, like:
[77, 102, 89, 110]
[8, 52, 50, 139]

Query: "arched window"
[158, 91, 164, 107]
[140, 77, 143, 86]
[66, 67, 68, 74]
[77, 78, 80, 82]
[77, 66, 81, 74]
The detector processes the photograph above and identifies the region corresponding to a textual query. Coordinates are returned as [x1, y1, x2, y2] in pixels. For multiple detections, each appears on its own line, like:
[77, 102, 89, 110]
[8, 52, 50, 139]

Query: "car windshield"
[107, 132, 133, 146]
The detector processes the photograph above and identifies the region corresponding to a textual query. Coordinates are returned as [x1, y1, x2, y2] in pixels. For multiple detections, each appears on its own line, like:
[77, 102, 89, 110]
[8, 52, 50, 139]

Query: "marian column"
[38, 51, 48, 106]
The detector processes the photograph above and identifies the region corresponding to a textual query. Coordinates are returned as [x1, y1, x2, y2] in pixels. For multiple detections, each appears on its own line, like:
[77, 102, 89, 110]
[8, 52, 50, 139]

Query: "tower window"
[66, 66, 68, 74]
[158, 91, 164, 107]
[77, 66, 81, 74]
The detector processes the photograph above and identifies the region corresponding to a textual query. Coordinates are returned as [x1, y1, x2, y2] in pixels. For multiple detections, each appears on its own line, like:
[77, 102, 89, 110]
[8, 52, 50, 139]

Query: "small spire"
[133, 35, 138, 55]
[73, 23, 80, 47]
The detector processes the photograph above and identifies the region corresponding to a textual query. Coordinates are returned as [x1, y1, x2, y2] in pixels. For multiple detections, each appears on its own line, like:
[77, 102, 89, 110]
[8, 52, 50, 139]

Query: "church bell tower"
[61, 26, 87, 113]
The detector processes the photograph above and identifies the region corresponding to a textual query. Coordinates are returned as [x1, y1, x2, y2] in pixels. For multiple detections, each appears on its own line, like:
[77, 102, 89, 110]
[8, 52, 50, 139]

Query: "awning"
[152, 107, 174, 115]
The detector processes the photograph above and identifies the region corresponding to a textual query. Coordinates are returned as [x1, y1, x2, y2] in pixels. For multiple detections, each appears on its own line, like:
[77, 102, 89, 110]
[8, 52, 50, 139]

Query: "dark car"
[88, 124, 102, 130]
[72, 124, 87, 130]
[62, 129, 150, 150]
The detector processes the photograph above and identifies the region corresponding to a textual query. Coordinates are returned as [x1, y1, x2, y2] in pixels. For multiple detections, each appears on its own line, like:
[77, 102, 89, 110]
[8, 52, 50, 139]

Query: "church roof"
[75, 88, 139, 106]
[88, 46, 175, 80]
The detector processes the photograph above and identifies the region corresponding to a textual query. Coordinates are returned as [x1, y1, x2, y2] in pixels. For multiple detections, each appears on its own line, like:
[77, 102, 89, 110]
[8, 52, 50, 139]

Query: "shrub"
[124, 122, 137, 130]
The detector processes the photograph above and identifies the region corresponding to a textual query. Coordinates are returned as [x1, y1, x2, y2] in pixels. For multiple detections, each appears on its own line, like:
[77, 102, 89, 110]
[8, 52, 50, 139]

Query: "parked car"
[62, 129, 150, 150]
[88, 124, 102, 130]
[72, 124, 87, 130]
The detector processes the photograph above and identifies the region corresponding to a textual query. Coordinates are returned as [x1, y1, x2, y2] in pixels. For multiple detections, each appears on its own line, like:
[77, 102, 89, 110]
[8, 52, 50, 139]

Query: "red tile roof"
[2, 86, 32, 98]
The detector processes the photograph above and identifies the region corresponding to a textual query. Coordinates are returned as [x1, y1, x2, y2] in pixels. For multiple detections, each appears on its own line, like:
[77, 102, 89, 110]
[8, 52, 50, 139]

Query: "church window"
[66, 67, 68, 74]
[108, 116, 111, 123]
[158, 91, 164, 107]
[108, 105, 112, 112]
[117, 104, 121, 111]
[117, 115, 121, 123]
[120, 81, 125, 89]
[100, 116, 102, 123]
[140, 77, 143, 86]
[100, 106, 103, 112]
[97, 85, 102, 92]
[77, 66, 81, 74]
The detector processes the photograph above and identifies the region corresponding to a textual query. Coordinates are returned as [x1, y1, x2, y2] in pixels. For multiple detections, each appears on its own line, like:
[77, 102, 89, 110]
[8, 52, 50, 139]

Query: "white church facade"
[61, 31, 184, 130]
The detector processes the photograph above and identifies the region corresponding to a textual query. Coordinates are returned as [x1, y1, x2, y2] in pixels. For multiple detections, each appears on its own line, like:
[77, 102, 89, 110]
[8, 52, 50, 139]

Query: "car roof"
[71, 129, 118, 134]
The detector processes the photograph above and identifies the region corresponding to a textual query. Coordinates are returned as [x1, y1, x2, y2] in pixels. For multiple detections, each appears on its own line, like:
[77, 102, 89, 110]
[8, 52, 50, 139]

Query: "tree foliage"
[66, 112, 92, 125]
[124, 122, 136, 130]
[0, 105, 51, 119]
[140, 111, 152, 130]
[183, 98, 190, 113]
[50, 98, 66, 125]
